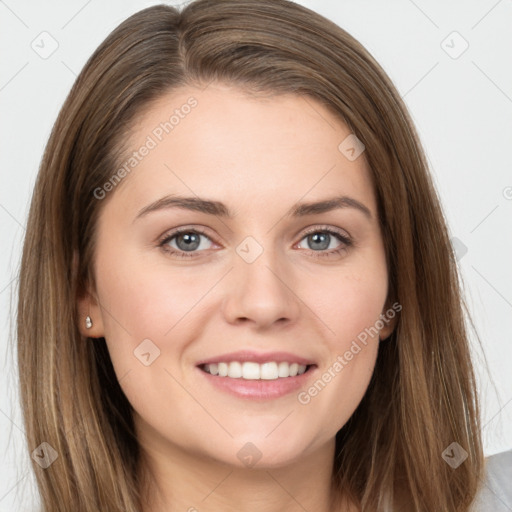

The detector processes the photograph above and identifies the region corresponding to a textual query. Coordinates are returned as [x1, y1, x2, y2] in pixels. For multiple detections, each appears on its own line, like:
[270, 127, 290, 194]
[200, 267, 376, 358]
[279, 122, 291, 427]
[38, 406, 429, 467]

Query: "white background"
[1, 0, 511, 510]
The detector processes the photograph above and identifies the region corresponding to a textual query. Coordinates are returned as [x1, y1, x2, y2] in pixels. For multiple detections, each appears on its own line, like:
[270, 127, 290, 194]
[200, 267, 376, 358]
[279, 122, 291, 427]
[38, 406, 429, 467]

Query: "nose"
[221, 242, 301, 329]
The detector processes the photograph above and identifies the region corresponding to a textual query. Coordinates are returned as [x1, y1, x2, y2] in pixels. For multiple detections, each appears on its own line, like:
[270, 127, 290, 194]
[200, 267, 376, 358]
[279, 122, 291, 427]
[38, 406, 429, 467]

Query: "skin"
[78, 82, 397, 512]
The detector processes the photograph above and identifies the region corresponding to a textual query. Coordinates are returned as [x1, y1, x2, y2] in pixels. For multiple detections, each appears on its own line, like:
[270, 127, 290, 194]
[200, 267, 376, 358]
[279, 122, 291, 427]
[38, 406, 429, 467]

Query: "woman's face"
[79, 82, 395, 469]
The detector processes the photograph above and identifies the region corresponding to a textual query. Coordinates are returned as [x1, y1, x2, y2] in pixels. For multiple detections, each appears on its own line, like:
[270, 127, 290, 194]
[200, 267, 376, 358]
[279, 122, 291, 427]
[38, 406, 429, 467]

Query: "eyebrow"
[134, 194, 372, 222]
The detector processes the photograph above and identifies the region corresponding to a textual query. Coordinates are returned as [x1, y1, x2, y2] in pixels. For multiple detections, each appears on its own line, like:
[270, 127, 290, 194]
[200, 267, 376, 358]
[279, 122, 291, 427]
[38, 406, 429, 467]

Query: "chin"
[205, 431, 315, 470]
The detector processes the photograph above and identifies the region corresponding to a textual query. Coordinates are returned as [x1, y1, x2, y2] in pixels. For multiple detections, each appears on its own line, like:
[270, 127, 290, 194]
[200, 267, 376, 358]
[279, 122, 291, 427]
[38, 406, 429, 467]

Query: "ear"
[74, 251, 105, 339]
[379, 299, 400, 341]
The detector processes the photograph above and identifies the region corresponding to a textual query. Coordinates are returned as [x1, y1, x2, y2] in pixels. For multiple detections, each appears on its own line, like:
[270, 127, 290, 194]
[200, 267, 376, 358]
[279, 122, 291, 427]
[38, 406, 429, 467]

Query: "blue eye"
[297, 227, 352, 258]
[158, 226, 352, 259]
[159, 227, 213, 258]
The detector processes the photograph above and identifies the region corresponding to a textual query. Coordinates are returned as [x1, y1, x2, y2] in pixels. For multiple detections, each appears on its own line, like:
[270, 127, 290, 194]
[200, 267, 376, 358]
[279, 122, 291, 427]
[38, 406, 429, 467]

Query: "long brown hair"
[17, 0, 485, 510]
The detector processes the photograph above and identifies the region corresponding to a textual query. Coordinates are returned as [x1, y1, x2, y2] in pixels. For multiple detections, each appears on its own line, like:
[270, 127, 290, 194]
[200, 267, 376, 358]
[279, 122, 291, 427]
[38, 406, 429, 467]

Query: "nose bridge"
[222, 232, 300, 326]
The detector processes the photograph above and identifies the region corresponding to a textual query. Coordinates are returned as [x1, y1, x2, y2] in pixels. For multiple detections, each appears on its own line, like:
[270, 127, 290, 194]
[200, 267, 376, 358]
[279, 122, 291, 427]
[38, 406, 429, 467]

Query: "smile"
[200, 361, 312, 380]
[197, 362, 318, 400]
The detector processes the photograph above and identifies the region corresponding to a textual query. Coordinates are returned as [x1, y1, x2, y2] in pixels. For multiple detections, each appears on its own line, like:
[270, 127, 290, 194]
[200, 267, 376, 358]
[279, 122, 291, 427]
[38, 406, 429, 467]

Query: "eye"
[158, 225, 353, 259]
[158, 227, 215, 259]
[296, 227, 352, 259]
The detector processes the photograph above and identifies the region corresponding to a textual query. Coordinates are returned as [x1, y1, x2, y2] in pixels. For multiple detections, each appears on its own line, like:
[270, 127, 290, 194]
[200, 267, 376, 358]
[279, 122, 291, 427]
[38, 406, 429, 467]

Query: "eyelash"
[158, 225, 353, 260]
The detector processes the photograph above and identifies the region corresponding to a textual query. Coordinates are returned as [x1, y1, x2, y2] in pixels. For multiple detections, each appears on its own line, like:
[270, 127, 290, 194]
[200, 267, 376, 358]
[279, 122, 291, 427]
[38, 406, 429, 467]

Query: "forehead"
[109, 83, 377, 219]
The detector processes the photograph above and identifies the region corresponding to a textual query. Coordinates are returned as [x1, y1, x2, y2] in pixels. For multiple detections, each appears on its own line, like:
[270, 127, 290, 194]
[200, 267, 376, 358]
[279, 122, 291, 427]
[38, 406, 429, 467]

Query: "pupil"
[310, 233, 329, 250]
[178, 233, 200, 251]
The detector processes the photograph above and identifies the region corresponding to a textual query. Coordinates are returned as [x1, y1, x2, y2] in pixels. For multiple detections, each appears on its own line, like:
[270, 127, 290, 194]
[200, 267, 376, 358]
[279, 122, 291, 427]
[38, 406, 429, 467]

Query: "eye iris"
[176, 232, 200, 251]
[309, 232, 330, 250]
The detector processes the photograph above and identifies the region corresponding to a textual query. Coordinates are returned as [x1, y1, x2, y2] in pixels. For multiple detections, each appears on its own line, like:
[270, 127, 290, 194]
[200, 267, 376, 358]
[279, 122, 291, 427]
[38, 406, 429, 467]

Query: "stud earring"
[85, 316, 93, 329]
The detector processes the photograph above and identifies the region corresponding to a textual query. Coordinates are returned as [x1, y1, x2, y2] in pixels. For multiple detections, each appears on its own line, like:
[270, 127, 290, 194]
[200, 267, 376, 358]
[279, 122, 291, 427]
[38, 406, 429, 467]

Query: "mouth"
[195, 352, 318, 400]
[198, 361, 316, 380]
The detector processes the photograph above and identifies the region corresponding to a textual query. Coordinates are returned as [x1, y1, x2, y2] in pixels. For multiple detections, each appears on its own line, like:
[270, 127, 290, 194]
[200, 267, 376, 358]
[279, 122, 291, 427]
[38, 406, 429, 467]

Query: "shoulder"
[471, 449, 512, 511]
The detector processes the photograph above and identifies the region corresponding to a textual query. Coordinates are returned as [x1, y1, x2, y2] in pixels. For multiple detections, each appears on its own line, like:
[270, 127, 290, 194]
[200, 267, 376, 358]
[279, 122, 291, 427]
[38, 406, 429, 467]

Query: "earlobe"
[77, 287, 105, 339]
[379, 300, 399, 341]
[379, 323, 395, 341]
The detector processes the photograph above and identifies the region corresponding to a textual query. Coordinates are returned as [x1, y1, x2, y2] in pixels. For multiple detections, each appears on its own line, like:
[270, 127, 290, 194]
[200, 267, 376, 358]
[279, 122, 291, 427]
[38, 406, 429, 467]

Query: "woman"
[17, 0, 503, 510]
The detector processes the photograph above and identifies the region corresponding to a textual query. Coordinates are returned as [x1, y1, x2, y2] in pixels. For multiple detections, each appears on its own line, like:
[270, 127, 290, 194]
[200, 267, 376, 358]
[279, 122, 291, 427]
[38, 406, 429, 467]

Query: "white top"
[471, 449, 512, 511]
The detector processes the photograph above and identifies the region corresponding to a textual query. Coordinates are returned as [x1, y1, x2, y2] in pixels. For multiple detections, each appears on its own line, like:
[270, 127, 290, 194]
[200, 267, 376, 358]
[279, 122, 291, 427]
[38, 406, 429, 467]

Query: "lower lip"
[197, 365, 317, 400]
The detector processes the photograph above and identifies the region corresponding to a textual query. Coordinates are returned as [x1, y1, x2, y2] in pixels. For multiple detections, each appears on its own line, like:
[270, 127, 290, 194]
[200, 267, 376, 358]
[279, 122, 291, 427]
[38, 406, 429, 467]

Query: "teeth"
[203, 361, 308, 380]
[218, 362, 228, 377]
[261, 362, 278, 380]
[228, 361, 242, 378]
[243, 362, 260, 380]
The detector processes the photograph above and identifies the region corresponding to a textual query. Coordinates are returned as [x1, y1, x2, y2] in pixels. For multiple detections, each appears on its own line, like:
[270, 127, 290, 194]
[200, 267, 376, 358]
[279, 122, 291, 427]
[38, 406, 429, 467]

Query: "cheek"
[95, 245, 211, 346]
[93, 251, 206, 424]
[296, 258, 387, 427]
[305, 258, 389, 347]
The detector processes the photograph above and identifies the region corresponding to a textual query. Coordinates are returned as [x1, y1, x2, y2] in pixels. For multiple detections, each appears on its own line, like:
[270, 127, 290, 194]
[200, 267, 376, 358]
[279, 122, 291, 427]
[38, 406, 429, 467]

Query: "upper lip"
[196, 350, 316, 367]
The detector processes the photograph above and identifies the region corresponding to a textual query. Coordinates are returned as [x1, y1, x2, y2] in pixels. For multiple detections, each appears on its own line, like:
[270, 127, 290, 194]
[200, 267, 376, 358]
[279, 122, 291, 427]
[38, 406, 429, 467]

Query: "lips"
[197, 361, 317, 400]
[195, 350, 318, 400]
